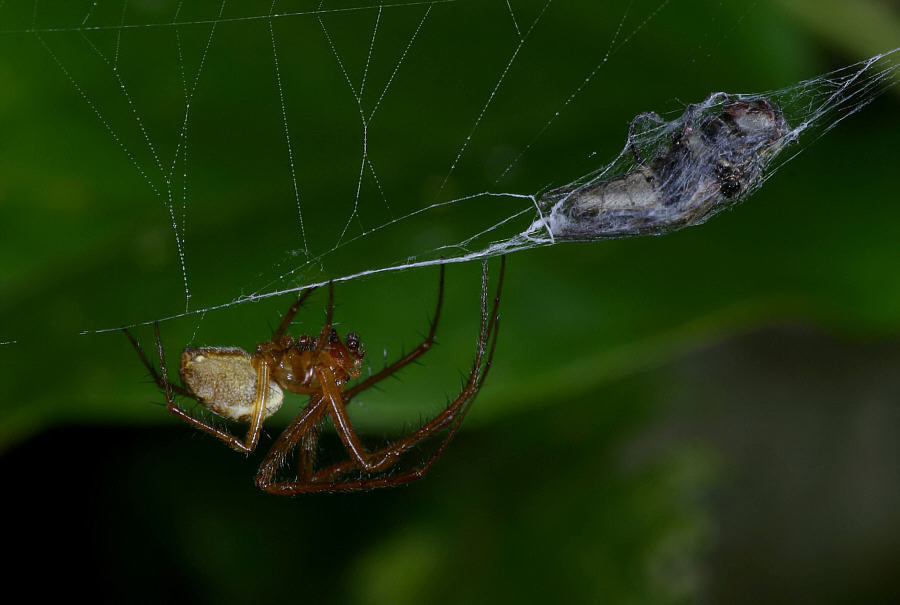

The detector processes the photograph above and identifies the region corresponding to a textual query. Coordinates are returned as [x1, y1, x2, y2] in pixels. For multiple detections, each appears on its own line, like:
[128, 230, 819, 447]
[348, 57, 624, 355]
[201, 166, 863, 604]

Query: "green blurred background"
[1, 0, 898, 602]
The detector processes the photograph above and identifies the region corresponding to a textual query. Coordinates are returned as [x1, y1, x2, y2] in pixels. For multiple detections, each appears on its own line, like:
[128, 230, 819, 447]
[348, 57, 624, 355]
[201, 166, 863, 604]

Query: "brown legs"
[256, 258, 504, 494]
[123, 324, 269, 454]
[123, 284, 317, 454]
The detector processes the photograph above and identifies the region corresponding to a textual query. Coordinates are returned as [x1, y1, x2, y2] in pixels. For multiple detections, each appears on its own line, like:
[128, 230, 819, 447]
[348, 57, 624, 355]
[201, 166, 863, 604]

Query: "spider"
[124, 258, 504, 493]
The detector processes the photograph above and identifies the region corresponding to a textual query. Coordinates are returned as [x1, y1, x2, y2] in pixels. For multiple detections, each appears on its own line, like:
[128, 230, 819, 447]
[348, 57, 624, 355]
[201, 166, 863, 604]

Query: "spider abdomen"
[180, 347, 284, 422]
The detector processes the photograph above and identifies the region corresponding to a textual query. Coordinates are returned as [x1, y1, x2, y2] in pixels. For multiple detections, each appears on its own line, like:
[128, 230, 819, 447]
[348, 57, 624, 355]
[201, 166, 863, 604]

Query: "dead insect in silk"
[539, 94, 792, 240]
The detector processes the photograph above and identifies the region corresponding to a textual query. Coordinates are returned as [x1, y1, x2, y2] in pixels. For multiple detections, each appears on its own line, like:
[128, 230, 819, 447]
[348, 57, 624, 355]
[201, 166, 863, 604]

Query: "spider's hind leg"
[123, 327, 193, 399]
[125, 324, 270, 455]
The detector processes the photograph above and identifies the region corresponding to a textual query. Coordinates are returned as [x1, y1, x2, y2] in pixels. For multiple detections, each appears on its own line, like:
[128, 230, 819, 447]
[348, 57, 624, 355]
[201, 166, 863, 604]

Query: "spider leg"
[239, 359, 271, 454]
[320, 368, 390, 472]
[257, 267, 444, 492]
[343, 264, 445, 403]
[125, 324, 269, 454]
[327, 260, 496, 473]
[307, 282, 335, 367]
[255, 396, 328, 489]
[271, 286, 317, 342]
[324, 258, 502, 482]
[258, 257, 504, 494]
[296, 423, 321, 482]
[123, 327, 194, 398]
[293, 313, 502, 494]
[628, 111, 665, 164]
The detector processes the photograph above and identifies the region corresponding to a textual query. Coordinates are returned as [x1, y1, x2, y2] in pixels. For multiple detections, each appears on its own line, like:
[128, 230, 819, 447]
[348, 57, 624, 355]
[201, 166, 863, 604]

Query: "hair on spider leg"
[125, 258, 505, 493]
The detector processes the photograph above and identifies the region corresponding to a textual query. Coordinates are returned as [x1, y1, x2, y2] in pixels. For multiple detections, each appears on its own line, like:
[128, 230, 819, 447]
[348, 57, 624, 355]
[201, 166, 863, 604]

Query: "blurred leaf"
[777, 0, 900, 72]
[0, 0, 898, 452]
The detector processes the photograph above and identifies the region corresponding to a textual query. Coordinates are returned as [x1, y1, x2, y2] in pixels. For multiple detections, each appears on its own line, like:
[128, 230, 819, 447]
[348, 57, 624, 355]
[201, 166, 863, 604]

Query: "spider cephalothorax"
[256, 328, 366, 394]
[125, 259, 504, 493]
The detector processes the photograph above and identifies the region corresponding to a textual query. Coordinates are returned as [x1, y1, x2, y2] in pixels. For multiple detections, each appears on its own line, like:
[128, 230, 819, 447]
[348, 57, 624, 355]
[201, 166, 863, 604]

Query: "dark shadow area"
[3, 325, 898, 603]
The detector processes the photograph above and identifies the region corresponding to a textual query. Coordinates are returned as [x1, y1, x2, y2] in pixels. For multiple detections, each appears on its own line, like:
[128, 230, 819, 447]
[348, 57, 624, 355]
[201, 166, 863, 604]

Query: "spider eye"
[290, 335, 311, 351]
[329, 328, 339, 344]
[346, 332, 364, 357]
[346, 332, 359, 349]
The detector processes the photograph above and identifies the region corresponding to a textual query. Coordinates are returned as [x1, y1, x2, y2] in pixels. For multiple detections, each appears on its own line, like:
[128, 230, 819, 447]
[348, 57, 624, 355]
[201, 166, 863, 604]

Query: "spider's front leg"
[320, 369, 406, 473]
[342, 265, 445, 402]
[319, 257, 504, 487]
[271, 286, 317, 342]
[306, 315, 501, 493]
